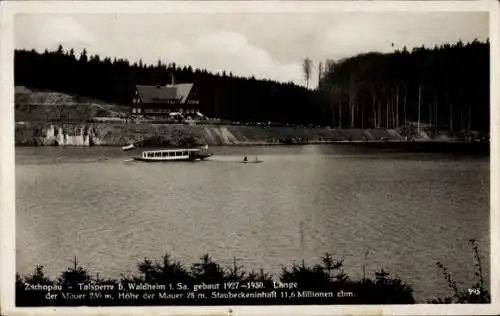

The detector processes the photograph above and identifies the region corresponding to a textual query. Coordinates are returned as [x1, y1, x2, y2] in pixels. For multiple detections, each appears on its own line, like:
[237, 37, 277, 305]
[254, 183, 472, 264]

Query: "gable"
[136, 85, 178, 104]
[166, 83, 193, 104]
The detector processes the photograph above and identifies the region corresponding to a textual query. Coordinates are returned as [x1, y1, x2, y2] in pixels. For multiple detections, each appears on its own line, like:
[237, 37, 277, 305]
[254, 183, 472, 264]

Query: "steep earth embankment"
[15, 86, 129, 123]
[14, 122, 402, 147]
[17, 87, 486, 149]
[14, 86, 404, 147]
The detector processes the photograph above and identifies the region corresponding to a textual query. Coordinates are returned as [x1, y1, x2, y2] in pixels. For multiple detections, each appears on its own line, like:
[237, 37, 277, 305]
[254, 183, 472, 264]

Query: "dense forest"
[318, 40, 490, 133]
[15, 39, 489, 132]
[15, 45, 322, 125]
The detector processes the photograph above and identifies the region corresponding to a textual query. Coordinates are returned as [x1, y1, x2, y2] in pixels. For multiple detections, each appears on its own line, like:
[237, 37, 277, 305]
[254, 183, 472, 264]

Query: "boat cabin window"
[142, 150, 193, 158]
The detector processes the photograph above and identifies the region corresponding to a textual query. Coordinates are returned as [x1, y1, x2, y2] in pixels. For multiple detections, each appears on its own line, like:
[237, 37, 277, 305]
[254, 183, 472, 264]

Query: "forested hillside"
[15, 40, 489, 132]
[318, 40, 489, 133]
[15, 46, 323, 125]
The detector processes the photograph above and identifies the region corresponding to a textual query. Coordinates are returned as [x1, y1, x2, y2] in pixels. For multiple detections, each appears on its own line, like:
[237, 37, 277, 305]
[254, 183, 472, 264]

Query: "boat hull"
[133, 157, 193, 162]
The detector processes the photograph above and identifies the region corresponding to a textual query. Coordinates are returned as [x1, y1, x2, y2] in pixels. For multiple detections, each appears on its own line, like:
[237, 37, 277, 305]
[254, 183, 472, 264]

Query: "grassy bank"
[16, 240, 489, 306]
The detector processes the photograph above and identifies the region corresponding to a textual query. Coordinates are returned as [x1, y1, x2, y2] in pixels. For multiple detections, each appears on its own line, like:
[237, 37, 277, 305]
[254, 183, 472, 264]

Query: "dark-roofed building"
[131, 78, 200, 118]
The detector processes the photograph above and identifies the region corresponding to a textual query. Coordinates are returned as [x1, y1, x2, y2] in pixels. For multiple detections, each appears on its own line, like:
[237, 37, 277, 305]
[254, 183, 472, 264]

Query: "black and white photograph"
[1, 0, 498, 314]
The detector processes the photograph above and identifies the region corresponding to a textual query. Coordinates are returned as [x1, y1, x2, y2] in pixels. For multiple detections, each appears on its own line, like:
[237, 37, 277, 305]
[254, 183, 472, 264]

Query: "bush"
[427, 239, 490, 303]
[16, 252, 415, 306]
[17, 241, 488, 306]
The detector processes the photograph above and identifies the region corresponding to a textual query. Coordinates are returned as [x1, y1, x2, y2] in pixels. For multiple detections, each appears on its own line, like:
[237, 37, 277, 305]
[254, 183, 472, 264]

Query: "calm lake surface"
[15, 145, 490, 302]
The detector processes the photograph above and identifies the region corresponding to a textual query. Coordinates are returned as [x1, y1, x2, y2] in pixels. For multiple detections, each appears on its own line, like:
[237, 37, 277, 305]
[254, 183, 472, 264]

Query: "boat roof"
[142, 148, 200, 153]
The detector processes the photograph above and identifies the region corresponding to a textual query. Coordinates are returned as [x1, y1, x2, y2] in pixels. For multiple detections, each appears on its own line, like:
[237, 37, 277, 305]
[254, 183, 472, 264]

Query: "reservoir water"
[15, 145, 490, 302]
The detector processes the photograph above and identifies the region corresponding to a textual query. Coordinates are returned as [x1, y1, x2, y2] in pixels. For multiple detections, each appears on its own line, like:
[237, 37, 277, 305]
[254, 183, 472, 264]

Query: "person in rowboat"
[243, 156, 248, 162]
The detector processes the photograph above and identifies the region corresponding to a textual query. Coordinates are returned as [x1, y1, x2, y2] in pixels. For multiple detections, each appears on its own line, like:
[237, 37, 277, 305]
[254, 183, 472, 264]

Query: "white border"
[1, 1, 499, 315]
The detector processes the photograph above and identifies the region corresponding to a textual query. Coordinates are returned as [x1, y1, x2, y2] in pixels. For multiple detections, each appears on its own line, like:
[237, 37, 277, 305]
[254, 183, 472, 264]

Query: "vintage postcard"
[1, 1, 499, 315]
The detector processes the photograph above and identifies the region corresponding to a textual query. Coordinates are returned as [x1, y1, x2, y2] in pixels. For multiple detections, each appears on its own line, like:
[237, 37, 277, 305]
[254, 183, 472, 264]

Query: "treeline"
[16, 240, 490, 306]
[15, 40, 489, 132]
[317, 40, 489, 133]
[15, 46, 323, 125]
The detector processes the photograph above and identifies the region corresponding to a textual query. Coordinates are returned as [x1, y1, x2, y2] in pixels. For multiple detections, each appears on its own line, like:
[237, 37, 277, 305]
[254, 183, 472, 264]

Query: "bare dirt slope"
[14, 87, 404, 147]
[15, 86, 129, 123]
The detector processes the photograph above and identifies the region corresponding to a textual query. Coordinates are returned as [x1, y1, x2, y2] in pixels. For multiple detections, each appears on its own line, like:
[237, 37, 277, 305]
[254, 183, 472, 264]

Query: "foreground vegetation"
[16, 240, 489, 306]
[427, 239, 490, 304]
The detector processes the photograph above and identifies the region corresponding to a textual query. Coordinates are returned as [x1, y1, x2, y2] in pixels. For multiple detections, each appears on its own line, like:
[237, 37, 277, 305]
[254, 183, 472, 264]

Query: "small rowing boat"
[122, 144, 135, 151]
[241, 157, 263, 164]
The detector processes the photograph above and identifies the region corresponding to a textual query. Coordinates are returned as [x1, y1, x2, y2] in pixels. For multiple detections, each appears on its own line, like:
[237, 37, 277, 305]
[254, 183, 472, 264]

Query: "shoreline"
[14, 139, 490, 146]
[14, 122, 489, 155]
[14, 139, 490, 156]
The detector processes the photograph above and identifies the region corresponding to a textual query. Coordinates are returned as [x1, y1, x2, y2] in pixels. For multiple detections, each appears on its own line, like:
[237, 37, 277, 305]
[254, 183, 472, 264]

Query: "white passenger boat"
[133, 146, 212, 162]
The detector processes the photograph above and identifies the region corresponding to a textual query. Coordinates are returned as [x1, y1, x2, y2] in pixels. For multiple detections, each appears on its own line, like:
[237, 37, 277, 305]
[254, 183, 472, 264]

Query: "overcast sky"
[15, 12, 488, 88]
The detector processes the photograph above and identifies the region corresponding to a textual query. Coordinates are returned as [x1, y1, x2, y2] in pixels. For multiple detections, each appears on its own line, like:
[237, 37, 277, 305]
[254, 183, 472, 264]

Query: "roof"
[143, 148, 200, 153]
[136, 85, 178, 104]
[169, 83, 193, 103]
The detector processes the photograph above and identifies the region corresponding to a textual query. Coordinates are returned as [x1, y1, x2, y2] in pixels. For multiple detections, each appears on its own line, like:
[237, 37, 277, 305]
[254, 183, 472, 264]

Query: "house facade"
[131, 80, 201, 118]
